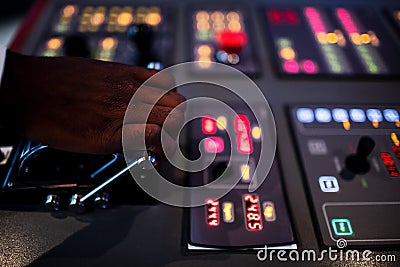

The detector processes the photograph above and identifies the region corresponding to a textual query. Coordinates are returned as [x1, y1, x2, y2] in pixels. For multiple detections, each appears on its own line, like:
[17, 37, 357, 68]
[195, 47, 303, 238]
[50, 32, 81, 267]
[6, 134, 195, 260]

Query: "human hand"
[0, 50, 185, 155]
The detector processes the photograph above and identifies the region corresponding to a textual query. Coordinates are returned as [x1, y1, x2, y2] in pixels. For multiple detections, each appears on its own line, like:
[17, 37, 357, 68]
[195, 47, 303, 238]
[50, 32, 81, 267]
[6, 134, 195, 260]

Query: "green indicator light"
[277, 38, 291, 48]
[43, 50, 57, 57]
[332, 218, 353, 236]
[361, 178, 368, 188]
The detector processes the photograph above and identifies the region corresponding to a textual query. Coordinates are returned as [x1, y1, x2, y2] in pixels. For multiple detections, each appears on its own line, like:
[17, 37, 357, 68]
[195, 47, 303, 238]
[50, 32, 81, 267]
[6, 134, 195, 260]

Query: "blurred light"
[47, 38, 62, 50]
[277, 38, 291, 48]
[384, 109, 399, 123]
[91, 13, 105, 26]
[301, 59, 318, 74]
[326, 33, 338, 44]
[263, 202, 276, 222]
[391, 133, 400, 147]
[222, 202, 234, 223]
[316, 32, 328, 44]
[279, 47, 296, 60]
[204, 137, 224, 153]
[228, 20, 241, 32]
[211, 11, 224, 21]
[101, 37, 117, 50]
[332, 108, 349, 122]
[202, 116, 217, 134]
[117, 12, 133, 26]
[216, 116, 227, 130]
[349, 109, 366, 122]
[196, 11, 209, 21]
[197, 45, 212, 56]
[241, 164, 250, 181]
[315, 108, 331, 123]
[226, 12, 240, 21]
[145, 13, 162, 26]
[296, 108, 314, 123]
[251, 126, 261, 140]
[350, 33, 361, 45]
[282, 60, 299, 73]
[367, 109, 383, 123]
[343, 120, 351, 131]
[63, 5, 76, 17]
[197, 21, 210, 31]
[360, 33, 370, 44]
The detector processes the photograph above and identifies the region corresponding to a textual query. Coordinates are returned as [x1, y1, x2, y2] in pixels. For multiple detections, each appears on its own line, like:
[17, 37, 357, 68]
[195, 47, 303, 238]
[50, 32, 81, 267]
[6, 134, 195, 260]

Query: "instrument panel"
[0, 0, 400, 266]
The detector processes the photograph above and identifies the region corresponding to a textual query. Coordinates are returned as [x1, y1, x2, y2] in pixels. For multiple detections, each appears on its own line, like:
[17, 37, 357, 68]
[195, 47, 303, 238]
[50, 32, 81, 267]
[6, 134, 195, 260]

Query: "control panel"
[290, 105, 400, 247]
[1, 0, 400, 265]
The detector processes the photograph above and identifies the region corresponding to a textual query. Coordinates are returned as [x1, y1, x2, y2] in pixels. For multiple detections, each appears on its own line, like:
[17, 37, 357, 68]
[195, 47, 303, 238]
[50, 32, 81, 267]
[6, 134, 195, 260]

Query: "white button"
[296, 108, 314, 123]
[384, 109, 399, 122]
[366, 109, 382, 122]
[332, 108, 348, 122]
[349, 109, 366, 122]
[315, 108, 331, 123]
[319, 176, 339, 192]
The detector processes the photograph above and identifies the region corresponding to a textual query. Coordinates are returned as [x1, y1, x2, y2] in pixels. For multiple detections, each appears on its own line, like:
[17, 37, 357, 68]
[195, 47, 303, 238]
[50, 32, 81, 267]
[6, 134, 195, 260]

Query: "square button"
[319, 176, 339, 192]
[331, 218, 353, 236]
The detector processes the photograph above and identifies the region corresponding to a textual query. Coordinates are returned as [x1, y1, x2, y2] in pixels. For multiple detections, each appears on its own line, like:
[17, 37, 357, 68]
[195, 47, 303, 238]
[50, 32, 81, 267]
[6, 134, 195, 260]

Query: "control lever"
[340, 136, 375, 180]
[68, 152, 156, 213]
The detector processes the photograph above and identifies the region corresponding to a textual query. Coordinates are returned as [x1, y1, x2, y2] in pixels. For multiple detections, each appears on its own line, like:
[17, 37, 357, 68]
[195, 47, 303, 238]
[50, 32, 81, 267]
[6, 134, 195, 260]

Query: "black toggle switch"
[340, 136, 375, 180]
[63, 34, 91, 58]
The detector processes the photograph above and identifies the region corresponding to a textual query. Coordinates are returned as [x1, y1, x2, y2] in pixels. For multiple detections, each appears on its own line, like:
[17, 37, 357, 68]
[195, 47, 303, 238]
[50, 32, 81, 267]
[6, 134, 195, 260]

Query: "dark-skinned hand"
[0, 50, 185, 155]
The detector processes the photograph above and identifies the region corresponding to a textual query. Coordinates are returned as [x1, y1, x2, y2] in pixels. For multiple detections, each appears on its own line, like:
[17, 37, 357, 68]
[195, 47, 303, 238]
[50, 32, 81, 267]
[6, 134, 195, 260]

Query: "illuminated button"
[202, 116, 217, 134]
[384, 109, 399, 123]
[262, 202, 276, 222]
[197, 45, 212, 57]
[301, 60, 318, 74]
[234, 114, 250, 133]
[47, 38, 62, 50]
[332, 108, 349, 122]
[307, 139, 328, 155]
[315, 108, 331, 123]
[196, 11, 209, 21]
[241, 164, 250, 182]
[349, 109, 366, 123]
[204, 137, 224, 153]
[216, 116, 227, 130]
[63, 5, 77, 17]
[296, 108, 314, 123]
[319, 176, 339, 192]
[251, 126, 261, 140]
[237, 132, 253, 154]
[215, 31, 248, 54]
[282, 60, 299, 74]
[331, 218, 353, 236]
[222, 202, 235, 223]
[326, 32, 338, 44]
[366, 109, 383, 122]
[205, 199, 220, 227]
[279, 47, 296, 60]
[101, 37, 117, 50]
[145, 12, 162, 26]
[117, 12, 133, 26]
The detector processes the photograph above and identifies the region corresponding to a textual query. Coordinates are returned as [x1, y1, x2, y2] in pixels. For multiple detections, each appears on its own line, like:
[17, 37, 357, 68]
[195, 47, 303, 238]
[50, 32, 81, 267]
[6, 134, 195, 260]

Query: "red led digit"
[242, 194, 263, 231]
[381, 153, 399, 177]
[206, 199, 220, 227]
[202, 116, 217, 134]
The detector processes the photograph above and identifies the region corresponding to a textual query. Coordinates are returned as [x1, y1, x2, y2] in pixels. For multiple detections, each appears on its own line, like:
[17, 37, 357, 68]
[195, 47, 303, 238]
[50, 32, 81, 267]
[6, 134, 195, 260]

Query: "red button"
[204, 137, 224, 153]
[215, 30, 248, 54]
[202, 116, 217, 134]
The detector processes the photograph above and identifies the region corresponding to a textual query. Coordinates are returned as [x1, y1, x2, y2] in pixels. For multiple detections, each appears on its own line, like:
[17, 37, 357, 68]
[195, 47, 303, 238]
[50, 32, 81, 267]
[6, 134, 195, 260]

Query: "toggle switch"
[340, 136, 375, 180]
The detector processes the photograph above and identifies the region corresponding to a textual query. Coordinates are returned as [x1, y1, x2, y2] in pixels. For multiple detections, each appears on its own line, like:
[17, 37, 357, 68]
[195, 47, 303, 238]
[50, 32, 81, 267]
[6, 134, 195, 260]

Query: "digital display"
[381, 152, 399, 177]
[205, 199, 220, 226]
[242, 194, 263, 231]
